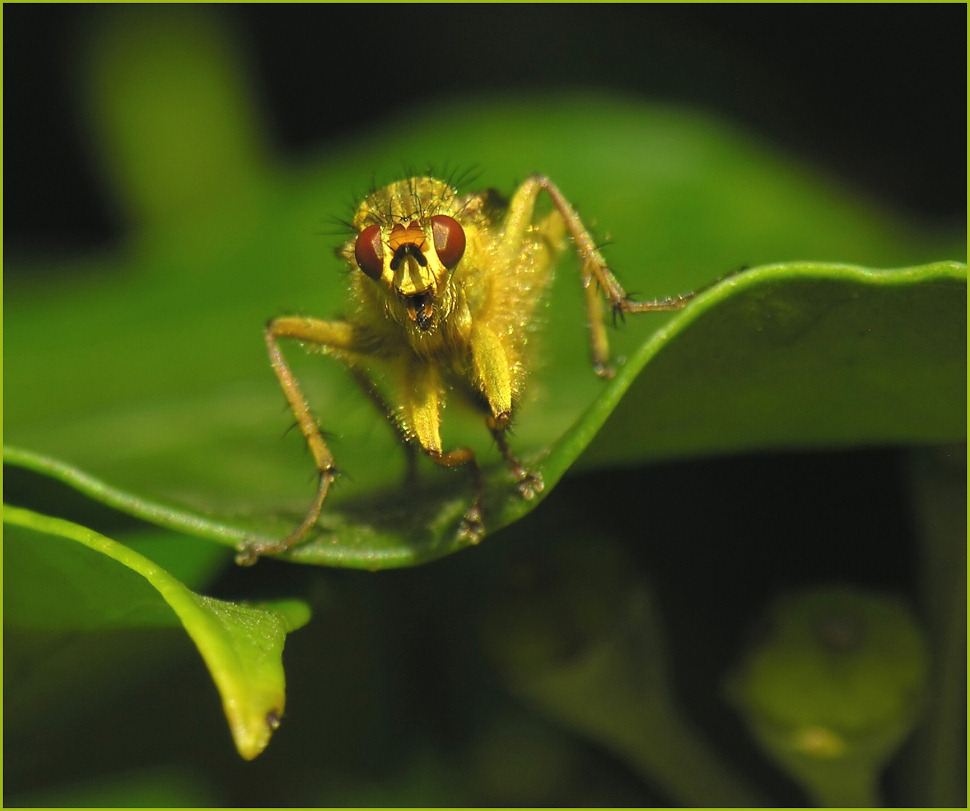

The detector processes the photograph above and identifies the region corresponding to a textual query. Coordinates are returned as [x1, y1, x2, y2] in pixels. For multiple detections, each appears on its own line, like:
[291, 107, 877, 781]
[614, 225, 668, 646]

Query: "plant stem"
[904, 446, 967, 806]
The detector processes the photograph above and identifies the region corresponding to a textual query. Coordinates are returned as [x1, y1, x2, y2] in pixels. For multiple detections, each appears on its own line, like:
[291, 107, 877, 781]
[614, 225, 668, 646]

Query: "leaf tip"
[231, 703, 285, 761]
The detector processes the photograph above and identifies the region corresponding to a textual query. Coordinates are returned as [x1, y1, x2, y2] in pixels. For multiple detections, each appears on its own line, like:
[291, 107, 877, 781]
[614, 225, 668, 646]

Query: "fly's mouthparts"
[403, 291, 435, 331]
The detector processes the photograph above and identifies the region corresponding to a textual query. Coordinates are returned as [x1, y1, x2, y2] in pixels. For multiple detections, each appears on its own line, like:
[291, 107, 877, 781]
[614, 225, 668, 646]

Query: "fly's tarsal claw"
[458, 506, 485, 543]
[515, 469, 544, 500]
[235, 541, 264, 567]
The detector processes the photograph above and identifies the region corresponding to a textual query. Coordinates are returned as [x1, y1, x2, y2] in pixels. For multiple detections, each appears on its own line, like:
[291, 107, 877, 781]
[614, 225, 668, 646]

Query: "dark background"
[5, 4, 966, 258]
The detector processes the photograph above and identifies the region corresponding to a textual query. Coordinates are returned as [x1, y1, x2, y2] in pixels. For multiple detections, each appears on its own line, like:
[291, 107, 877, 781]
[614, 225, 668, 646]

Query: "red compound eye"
[354, 224, 384, 279]
[430, 215, 466, 269]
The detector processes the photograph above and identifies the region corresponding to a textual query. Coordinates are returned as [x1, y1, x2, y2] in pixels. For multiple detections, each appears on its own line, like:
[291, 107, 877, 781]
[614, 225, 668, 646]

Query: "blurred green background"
[4, 5, 965, 807]
[6, 5, 965, 257]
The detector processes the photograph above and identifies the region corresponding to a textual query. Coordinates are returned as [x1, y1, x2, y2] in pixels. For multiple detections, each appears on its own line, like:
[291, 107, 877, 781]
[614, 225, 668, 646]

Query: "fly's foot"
[236, 539, 273, 567]
[237, 470, 333, 565]
[592, 360, 617, 380]
[457, 504, 485, 544]
[514, 468, 544, 500]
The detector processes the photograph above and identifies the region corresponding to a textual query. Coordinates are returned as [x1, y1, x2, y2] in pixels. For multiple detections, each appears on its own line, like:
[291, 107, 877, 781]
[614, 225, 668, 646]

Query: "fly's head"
[346, 177, 468, 334]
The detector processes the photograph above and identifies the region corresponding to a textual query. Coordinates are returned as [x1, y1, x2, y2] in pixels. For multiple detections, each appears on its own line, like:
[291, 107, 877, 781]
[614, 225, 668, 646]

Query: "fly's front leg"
[403, 360, 486, 542]
[503, 174, 697, 378]
[237, 316, 362, 566]
[487, 412, 544, 500]
[472, 325, 544, 500]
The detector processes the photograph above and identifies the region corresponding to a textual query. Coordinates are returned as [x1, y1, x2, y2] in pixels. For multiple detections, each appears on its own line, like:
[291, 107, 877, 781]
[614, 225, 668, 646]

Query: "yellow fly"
[237, 175, 697, 565]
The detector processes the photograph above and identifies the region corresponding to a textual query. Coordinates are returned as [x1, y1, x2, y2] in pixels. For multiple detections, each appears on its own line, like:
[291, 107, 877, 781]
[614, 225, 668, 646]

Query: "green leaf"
[4, 7, 965, 570]
[5, 260, 965, 569]
[577, 261, 967, 470]
[3, 504, 310, 759]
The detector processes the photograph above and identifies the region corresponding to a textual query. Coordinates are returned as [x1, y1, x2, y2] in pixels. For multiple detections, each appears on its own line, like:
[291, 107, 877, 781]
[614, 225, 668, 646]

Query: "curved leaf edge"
[2, 503, 310, 759]
[539, 259, 968, 484]
[4, 260, 965, 571]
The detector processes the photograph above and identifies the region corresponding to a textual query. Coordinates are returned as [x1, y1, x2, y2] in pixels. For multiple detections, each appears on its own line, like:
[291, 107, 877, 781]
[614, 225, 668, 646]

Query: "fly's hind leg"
[502, 174, 699, 378]
[347, 365, 419, 485]
[237, 316, 369, 566]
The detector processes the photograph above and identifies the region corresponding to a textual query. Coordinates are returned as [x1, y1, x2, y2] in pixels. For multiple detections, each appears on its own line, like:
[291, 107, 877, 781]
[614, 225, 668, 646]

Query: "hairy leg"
[501, 174, 698, 377]
[237, 316, 364, 565]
